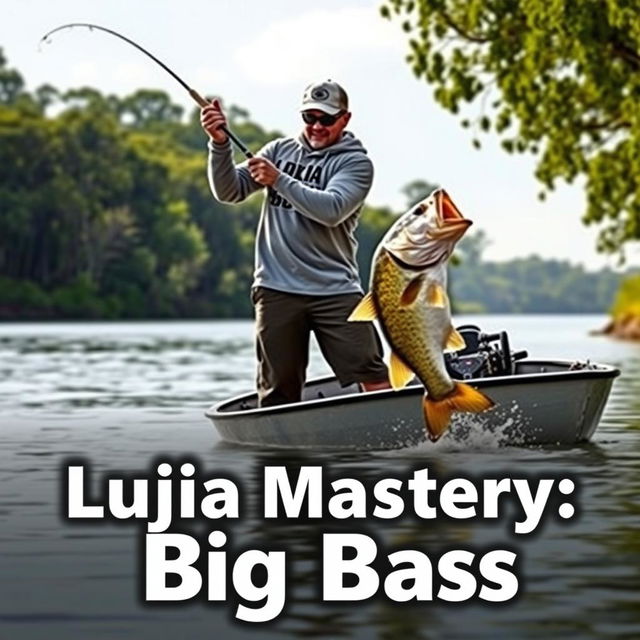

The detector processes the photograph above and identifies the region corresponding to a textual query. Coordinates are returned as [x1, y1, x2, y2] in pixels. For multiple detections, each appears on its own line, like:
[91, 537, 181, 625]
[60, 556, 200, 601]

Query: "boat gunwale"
[206, 359, 620, 419]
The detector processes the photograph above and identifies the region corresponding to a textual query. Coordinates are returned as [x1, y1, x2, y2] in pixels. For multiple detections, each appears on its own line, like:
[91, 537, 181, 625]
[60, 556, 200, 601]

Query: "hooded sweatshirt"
[207, 131, 373, 295]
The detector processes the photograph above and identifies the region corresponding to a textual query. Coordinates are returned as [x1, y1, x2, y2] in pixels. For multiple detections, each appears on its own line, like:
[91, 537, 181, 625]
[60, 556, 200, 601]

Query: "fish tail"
[423, 382, 494, 442]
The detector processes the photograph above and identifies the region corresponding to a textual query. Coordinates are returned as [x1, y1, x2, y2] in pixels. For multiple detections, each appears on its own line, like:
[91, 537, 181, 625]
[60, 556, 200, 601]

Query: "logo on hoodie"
[269, 161, 323, 209]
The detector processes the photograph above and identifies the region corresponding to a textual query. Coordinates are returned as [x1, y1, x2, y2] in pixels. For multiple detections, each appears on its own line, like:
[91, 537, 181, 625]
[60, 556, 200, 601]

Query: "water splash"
[380, 400, 535, 455]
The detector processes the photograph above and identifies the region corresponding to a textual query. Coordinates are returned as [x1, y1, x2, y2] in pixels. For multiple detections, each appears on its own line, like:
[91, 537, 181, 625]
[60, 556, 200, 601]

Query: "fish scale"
[373, 250, 455, 399]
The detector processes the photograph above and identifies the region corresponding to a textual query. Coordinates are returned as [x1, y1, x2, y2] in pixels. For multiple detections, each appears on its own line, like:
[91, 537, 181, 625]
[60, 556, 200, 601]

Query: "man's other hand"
[248, 158, 280, 187]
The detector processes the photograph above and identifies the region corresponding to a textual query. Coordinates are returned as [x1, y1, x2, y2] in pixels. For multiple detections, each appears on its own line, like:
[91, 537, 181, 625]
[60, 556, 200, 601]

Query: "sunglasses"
[302, 111, 345, 126]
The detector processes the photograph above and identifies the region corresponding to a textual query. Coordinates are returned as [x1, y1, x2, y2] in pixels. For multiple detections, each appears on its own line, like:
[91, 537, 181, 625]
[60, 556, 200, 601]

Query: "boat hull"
[206, 360, 619, 450]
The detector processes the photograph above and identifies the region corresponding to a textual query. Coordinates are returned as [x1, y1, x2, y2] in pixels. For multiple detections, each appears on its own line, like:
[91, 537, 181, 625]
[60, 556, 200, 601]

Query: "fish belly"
[373, 252, 454, 399]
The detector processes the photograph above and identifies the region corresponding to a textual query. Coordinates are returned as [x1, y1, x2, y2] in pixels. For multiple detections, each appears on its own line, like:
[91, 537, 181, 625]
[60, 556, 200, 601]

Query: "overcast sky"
[3, 0, 639, 270]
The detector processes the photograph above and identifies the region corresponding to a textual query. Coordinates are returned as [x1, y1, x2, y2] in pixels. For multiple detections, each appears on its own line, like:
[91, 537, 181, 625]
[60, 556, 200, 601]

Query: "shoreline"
[595, 313, 640, 341]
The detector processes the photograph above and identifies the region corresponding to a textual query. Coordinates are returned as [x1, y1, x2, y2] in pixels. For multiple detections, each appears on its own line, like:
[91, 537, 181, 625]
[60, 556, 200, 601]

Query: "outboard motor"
[444, 325, 528, 380]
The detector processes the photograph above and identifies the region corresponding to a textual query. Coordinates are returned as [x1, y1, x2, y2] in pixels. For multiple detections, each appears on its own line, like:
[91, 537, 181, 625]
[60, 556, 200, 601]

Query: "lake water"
[1, 315, 639, 639]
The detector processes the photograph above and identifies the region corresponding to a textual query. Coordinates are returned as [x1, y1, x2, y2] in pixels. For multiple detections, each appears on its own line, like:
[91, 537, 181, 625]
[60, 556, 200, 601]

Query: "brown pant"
[251, 287, 388, 407]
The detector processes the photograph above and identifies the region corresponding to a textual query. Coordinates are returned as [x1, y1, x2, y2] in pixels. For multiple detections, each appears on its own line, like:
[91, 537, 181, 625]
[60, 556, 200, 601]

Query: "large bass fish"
[349, 188, 493, 441]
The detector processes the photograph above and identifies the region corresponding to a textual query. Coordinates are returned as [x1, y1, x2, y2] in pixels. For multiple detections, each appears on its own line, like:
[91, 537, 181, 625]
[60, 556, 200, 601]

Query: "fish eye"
[410, 206, 423, 216]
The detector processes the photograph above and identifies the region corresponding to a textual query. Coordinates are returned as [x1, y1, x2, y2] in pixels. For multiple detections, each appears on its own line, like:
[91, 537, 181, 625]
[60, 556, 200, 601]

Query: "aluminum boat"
[206, 325, 620, 450]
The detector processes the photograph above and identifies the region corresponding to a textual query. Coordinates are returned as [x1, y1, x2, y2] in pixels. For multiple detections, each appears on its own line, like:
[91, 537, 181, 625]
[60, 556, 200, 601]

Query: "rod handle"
[189, 88, 208, 108]
[190, 89, 253, 159]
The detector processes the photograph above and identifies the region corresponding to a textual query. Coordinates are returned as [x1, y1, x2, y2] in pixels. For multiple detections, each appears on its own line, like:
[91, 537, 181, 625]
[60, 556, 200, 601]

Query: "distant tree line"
[450, 231, 631, 314]
[0, 51, 629, 319]
[0, 49, 278, 318]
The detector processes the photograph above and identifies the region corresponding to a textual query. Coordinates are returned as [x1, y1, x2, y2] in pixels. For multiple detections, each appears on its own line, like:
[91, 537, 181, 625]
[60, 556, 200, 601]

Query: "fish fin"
[399, 274, 425, 307]
[451, 382, 495, 413]
[444, 326, 466, 352]
[389, 352, 415, 390]
[426, 282, 448, 308]
[422, 383, 494, 442]
[348, 292, 377, 321]
[423, 395, 455, 442]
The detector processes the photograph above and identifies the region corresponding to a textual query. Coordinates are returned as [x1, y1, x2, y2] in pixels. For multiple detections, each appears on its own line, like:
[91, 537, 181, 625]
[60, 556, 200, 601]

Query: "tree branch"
[610, 41, 640, 70]
[579, 117, 631, 132]
[439, 10, 491, 43]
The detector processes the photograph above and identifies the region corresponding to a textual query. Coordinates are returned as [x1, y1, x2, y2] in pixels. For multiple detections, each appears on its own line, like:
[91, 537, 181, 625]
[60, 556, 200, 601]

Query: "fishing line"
[39, 22, 253, 158]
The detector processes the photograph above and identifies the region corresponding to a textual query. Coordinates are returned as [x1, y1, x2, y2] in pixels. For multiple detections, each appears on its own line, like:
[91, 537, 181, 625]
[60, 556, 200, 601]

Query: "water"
[1, 316, 639, 639]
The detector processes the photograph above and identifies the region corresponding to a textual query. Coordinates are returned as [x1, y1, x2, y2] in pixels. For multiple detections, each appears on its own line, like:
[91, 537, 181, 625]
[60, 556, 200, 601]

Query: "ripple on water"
[0, 318, 639, 639]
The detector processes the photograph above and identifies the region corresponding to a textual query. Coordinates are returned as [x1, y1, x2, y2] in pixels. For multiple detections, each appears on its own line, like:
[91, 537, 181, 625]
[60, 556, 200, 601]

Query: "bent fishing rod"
[39, 22, 253, 158]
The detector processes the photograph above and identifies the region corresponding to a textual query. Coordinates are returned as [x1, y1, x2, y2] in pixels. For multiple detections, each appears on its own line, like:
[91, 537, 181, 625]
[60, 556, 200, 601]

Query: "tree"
[0, 48, 24, 104]
[456, 229, 490, 267]
[119, 89, 183, 130]
[381, 0, 640, 256]
[356, 204, 396, 285]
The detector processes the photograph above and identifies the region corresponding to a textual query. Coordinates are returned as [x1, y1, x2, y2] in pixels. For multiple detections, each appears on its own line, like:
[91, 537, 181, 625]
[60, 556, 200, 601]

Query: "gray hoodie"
[207, 131, 373, 295]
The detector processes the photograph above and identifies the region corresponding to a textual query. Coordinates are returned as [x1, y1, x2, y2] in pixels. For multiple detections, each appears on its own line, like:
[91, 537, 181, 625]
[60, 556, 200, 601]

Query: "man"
[201, 80, 389, 407]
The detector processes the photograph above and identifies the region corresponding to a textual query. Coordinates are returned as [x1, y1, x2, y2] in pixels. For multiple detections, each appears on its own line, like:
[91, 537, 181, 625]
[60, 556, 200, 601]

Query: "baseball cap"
[300, 80, 349, 115]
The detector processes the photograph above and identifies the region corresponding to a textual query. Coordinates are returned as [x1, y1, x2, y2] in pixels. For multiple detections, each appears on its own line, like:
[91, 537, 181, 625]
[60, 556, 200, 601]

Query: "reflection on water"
[0, 316, 639, 639]
[0, 321, 255, 410]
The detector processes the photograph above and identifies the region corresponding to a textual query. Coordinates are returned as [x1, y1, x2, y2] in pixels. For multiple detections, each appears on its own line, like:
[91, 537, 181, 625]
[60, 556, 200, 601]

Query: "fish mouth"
[438, 189, 464, 222]
[428, 189, 473, 240]
[382, 187, 473, 268]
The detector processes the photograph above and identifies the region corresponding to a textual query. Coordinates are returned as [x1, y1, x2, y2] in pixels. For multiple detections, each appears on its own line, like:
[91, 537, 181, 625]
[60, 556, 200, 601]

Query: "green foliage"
[119, 89, 184, 130]
[0, 48, 629, 319]
[0, 48, 266, 318]
[0, 276, 50, 316]
[611, 275, 640, 318]
[0, 49, 25, 105]
[382, 0, 640, 256]
[50, 272, 105, 318]
[356, 204, 397, 285]
[450, 232, 627, 313]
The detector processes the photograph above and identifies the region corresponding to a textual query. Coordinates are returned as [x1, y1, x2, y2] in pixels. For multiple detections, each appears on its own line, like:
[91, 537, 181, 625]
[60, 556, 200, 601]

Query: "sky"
[3, 0, 639, 270]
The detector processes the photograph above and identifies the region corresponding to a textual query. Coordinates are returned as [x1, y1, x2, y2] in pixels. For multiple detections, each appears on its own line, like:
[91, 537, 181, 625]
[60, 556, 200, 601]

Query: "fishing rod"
[39, 22, 253, 158]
